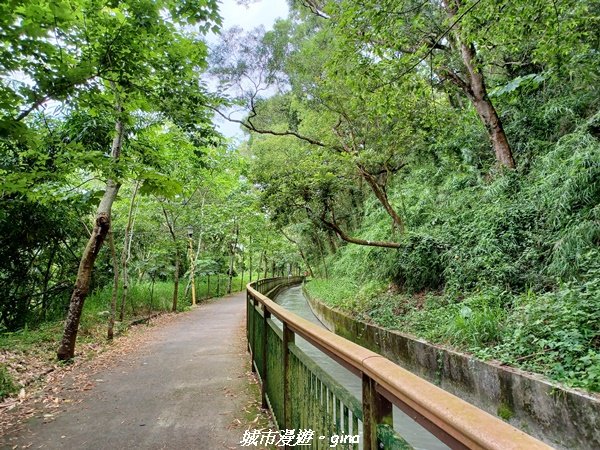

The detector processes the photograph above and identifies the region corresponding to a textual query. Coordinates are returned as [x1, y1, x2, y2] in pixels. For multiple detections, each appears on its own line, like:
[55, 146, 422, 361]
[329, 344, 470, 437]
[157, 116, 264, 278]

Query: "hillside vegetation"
[212, 1, 600, 391]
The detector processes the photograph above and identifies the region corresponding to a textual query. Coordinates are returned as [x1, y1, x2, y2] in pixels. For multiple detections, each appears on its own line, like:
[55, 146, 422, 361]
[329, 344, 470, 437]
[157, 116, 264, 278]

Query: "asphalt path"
[3, 292, 253, 450]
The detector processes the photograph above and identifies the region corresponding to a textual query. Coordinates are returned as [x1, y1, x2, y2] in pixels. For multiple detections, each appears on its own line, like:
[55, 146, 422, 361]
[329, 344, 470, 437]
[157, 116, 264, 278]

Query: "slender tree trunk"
[57, 113, 124, 360]
[172, 250, 180, 312]
[161, 206, 180, 312]
[150, 277, 155, 309]
[359, 167, 404, 231]
[119, 180, 140, 321]
[107, 229, 119, 340]
[184, 195, 205, 299]
[262, 252, 268, 279]
[188, 237, 197, 305]
[40, 246, 57, 321]
[240, 250, 245, 291]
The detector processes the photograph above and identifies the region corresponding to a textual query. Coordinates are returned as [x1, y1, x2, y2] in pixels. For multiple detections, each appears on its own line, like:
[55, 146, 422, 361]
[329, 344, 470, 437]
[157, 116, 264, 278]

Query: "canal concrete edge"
[303, 285, 600, 450]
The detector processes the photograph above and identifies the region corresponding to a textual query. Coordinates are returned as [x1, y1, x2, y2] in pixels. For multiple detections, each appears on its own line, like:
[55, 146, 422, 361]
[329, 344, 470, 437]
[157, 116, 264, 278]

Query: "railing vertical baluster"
[302, 363, 309, 431]
[335, 397, 341, 435]
[261, 305, 271, 409]
[317, 379, 323, 450]
[327, 388, 334, 443]
[343, 405, 350, 437]
[352, 414, 359, 450]
[283, 323, 294, 443]
[312, 374, 319, 448]
[362, 375, 393, 450]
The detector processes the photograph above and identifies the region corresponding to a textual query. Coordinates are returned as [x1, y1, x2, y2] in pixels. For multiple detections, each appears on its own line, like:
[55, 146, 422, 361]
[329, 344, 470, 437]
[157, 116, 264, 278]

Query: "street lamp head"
[187, 225, 193, 238]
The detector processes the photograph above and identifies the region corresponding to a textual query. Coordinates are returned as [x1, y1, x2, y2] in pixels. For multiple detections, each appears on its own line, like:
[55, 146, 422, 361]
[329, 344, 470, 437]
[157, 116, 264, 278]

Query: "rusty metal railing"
[246, 277, 553, 450]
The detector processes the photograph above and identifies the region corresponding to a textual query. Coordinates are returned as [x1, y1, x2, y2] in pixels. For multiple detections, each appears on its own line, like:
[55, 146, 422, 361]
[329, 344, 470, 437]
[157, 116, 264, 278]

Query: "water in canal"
[273, 285, 449, 450]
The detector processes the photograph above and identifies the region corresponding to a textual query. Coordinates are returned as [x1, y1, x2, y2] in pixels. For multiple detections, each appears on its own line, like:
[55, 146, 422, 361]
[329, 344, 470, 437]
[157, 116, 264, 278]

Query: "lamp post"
[187, 226, 196, 306]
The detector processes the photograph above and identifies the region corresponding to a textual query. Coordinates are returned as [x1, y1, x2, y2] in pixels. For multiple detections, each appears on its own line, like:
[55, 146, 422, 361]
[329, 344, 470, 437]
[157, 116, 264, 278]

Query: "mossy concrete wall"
[304, 288, 600, 450]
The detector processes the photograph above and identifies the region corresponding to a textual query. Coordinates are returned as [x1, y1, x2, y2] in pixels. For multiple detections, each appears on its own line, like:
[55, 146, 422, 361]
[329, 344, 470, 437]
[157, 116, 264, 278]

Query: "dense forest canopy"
[0, 0, 300, 361]
[212, 0, 600, 390]
[1, 0, 599, 391]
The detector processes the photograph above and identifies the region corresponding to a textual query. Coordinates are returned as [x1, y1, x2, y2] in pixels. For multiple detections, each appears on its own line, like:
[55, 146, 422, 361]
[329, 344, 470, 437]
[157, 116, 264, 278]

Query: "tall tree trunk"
[313, 231, 329, 279]
[281, 230, 314, 277]
[443, 0, 516, 168]
[107, 228, 119, 340]
[459, 42, 515, 168]
[57, 114, 124, 361]
[118, 180, 139, 321]
[248, 236, 253, 283]
[326, 230, 337, 253]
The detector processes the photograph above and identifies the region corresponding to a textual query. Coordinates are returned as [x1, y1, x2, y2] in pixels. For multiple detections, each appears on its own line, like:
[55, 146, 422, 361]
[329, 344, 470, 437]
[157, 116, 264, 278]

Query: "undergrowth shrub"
[388, 233, 445, 293]
[484, 274, 600, 390]
[444, 292, 507, 347]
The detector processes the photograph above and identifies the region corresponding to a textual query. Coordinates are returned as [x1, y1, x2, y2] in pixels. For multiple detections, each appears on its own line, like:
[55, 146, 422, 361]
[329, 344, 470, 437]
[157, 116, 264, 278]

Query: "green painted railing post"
[249, 294, 257, 373]
[283, 323, 295, 438]
[362, 374, 393, 450]
[246, 291, 251, 351]
[261, 306, 271, 409]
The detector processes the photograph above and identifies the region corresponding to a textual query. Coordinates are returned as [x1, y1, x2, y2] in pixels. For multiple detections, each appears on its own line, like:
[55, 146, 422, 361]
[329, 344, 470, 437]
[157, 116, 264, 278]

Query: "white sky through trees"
[210, 0, 289, 140]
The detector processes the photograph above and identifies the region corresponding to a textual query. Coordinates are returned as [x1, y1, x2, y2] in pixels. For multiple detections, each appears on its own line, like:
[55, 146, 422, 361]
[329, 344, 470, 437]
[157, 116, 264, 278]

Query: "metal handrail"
[246, 277, 553, 450]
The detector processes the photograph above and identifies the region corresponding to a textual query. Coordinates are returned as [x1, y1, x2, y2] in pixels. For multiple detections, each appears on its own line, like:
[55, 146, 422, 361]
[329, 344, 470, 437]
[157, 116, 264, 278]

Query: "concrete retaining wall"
[304, 287, 600, 449]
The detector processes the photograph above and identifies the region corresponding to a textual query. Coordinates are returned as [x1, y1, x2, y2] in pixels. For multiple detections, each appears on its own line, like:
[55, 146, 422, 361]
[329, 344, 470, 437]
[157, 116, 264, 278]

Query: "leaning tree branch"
[207, 104, 344, 151]
[320, 214, 401, 249]
[306, 205, 401, 249]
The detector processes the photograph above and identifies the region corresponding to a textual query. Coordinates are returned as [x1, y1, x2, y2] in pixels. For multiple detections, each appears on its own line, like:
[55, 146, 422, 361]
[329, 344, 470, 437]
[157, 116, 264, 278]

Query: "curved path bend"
[3, 292, 253, 450]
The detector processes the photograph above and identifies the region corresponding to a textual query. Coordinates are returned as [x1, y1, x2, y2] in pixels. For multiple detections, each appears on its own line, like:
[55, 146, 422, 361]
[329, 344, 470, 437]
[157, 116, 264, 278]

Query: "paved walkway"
[3, 292, 252, 450]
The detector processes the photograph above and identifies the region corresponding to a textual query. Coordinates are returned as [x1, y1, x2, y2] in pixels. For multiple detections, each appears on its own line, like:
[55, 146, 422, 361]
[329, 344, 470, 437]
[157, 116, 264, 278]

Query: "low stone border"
[303, 286, 600, 450]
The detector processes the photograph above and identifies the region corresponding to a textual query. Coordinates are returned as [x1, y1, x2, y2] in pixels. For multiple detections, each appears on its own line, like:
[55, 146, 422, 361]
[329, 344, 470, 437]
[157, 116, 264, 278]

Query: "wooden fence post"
[362, 375, 393, 450]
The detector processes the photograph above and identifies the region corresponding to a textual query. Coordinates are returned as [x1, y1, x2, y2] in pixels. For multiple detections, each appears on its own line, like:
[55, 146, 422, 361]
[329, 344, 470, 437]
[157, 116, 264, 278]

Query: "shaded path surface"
[4, 292, 250, 450]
